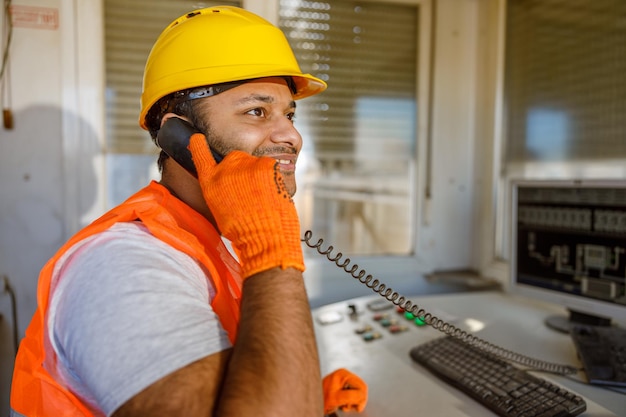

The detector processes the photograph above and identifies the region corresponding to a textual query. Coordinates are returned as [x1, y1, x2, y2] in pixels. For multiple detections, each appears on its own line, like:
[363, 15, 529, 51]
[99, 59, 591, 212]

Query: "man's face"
[194, 77, 302, 197]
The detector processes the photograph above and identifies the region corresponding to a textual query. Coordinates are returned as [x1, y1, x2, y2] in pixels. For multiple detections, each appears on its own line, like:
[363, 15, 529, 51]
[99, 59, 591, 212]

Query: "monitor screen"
[509, 179, 626, 333]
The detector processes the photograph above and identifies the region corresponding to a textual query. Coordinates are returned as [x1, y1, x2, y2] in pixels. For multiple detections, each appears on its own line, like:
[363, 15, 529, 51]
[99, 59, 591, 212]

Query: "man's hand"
[323, 368, 368, 414]
[188, 133, 304, 278]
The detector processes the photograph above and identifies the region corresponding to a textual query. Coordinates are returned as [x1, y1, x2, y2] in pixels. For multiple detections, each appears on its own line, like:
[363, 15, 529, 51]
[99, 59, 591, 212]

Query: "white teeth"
[276, 159, 290, 164]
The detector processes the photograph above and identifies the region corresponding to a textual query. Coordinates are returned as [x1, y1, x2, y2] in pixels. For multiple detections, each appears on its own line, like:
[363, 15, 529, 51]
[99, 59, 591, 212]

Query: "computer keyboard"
[410, 336, 587, 417]
[570, 325, 626, 388]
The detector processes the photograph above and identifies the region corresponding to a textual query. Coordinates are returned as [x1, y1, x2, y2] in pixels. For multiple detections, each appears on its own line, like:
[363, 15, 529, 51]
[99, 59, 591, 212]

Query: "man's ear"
[160, 113, 192, 128]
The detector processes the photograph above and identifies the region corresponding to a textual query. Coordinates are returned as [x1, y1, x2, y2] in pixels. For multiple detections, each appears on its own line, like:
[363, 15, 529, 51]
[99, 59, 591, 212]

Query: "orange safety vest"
[11, 181, 243, 416]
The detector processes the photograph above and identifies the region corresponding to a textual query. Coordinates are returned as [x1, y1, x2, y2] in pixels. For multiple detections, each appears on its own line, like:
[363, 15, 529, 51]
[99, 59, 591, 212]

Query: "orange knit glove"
[323, 368, 368, 414]
[188, 133, 304, 278]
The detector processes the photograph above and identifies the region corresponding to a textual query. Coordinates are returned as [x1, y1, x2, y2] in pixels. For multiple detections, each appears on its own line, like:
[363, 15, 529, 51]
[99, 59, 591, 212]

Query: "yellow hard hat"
[139, 6, 327, 129]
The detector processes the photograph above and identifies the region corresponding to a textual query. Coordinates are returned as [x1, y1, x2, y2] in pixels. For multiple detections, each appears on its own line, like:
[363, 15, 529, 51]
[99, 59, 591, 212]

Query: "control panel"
[315, 297, 454, 345]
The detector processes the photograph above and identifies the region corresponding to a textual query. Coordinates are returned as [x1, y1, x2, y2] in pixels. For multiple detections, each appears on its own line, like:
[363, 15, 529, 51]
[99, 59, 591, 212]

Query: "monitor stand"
[545, 309, 612, 334]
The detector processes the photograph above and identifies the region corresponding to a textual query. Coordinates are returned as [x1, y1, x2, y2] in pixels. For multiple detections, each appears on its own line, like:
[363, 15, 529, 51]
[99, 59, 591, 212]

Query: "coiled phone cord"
[302, 230, 580, 376]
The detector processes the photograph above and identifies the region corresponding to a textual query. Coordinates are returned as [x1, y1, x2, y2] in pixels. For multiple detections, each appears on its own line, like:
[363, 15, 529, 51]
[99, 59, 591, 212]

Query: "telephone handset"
[156, 117, 224, 177]
[301, 230, 580, 376]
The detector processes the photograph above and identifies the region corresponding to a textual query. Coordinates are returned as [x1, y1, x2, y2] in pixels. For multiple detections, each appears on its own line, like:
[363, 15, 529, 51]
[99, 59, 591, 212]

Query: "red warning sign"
[11, 5, 59, 30]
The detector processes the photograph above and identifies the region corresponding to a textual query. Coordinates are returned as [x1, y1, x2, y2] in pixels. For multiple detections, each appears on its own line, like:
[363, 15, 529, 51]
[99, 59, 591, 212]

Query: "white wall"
[0, 0, 105, 412]
[0, 0, 500, 412]
[1, 0, 66, 412]
[418, 0, 482, 269]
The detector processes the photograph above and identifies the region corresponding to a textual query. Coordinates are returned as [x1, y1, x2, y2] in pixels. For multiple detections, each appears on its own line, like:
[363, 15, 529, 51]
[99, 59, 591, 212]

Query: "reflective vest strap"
[11, 314, 94, 415]
[11, 214, 129, 416]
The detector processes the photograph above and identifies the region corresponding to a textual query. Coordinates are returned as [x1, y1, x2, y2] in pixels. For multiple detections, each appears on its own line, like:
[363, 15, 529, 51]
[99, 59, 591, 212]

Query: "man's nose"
[271, 117, 302, 149]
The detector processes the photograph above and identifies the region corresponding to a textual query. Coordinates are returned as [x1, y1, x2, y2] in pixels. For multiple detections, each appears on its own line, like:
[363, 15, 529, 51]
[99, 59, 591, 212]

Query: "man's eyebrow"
[235, 94, 297, 109]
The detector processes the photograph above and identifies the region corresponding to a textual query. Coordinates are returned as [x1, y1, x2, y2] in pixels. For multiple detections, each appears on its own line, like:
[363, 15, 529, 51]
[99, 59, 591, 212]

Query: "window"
[504, 0, 626, 165]
[279, 0, 419, 255]
[497, 0, 626, 260]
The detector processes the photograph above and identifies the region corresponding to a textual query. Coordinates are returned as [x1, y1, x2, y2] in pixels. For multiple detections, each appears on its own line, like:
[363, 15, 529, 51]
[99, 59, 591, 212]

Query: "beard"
[199, 126, 299, 197]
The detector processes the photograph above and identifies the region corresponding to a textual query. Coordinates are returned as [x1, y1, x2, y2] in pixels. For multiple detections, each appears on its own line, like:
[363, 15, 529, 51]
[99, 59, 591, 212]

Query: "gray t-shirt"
[46, 222, 232, 416]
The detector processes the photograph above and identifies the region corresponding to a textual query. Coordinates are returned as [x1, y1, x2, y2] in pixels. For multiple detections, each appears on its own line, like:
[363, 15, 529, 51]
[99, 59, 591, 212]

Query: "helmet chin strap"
[186, 80, 247, 100]
[185, 77, 297, 102]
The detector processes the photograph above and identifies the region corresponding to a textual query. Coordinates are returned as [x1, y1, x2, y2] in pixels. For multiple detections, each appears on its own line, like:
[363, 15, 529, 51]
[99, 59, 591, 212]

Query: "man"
[10, 6, 366, 417]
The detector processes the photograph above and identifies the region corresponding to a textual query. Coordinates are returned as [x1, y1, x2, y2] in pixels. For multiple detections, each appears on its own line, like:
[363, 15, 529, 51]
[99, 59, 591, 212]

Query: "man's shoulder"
[69, 221, 168, 257]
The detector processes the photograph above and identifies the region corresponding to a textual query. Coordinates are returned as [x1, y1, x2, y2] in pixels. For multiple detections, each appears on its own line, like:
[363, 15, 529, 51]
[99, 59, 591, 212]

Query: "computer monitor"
[509, 179, 626, 333]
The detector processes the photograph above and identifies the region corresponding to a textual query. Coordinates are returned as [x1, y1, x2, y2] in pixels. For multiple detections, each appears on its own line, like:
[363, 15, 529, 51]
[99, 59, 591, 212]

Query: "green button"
[404, 311, 415, 320]
[414, 316, 426, 326]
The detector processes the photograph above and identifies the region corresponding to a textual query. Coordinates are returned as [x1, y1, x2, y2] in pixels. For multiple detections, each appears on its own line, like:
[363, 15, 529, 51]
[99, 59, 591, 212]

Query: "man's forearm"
[215, 267, 323, 417]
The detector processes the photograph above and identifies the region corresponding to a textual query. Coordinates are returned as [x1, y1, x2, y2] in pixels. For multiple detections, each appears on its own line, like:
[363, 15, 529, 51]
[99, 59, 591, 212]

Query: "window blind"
[104, 0, 241, 154]
[278, 0, 418, 157]
[504, 0, 626, 162]
[278, 1, 419, 255]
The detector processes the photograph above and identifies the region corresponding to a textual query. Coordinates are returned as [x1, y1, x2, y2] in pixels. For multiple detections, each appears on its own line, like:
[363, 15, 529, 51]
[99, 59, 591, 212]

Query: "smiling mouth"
[274, 158, 297, 174]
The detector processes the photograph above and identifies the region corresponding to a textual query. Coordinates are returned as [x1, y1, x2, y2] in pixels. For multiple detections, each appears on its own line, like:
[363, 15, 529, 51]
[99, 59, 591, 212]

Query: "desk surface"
[312, 291, 626, 417]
